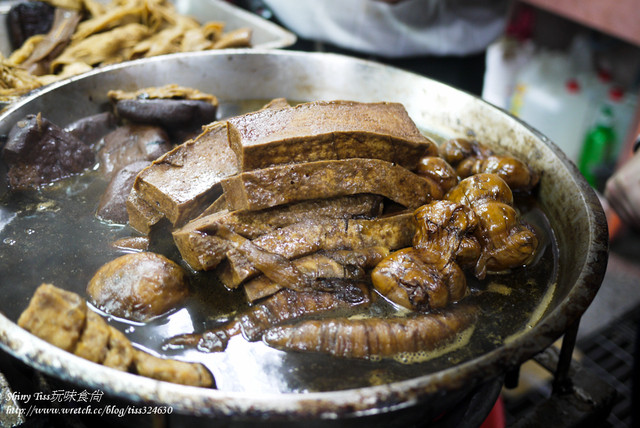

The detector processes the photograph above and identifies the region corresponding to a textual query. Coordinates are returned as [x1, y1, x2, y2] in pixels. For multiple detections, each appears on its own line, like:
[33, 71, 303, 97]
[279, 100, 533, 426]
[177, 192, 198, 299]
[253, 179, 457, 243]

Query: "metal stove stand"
[576, 305, 639, 427]
[503, 307, 637, 428]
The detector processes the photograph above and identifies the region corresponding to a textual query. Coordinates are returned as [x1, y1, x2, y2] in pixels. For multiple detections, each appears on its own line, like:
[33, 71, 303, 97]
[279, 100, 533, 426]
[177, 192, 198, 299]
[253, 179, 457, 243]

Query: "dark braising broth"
[0, 100, 557, 393]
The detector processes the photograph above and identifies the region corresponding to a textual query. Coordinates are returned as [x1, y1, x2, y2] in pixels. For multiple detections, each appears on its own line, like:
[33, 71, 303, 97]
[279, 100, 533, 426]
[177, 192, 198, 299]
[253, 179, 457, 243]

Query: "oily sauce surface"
[0, 100, 558, 393]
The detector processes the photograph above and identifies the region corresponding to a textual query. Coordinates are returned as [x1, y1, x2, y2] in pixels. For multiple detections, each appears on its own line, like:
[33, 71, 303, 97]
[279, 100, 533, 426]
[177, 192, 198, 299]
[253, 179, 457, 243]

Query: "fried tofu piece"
[74, 310, 110, 363]
[17, 283, 86, 352]
[18, 284, 214, 388]
[102, 327, 134, 371]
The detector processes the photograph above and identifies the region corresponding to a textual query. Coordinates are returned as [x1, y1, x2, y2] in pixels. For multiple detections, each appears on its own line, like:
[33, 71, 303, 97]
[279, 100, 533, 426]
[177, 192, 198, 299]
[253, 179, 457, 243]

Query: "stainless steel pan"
[0, 50, 608, 423]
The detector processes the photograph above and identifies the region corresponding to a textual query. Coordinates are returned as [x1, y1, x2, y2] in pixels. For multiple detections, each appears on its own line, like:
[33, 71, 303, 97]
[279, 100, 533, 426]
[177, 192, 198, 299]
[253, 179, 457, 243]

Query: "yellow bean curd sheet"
[1, 0, 252, 102]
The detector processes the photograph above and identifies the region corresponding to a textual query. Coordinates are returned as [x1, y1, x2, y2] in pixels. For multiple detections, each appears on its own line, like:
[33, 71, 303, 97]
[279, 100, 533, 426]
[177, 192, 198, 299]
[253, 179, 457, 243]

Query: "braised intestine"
[371, 200, 477, 311]
[445, 173, 539, 279]
[440, 138, 539, 192]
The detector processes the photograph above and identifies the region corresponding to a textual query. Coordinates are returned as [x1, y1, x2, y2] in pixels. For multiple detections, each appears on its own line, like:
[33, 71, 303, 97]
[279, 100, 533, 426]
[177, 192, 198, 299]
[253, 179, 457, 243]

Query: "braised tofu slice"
[227, 100, 438, 171]
[126, 186, 165, 234]
[133, 122, 239, 226]
[102, 326, 134, 371]
[221, 158, 441, 212]
[74, 310, 111, 363]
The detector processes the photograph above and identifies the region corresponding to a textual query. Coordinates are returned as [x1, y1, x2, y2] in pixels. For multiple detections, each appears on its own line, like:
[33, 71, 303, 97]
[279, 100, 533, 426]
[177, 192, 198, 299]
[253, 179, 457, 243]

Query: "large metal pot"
[0, 50, 608, 425]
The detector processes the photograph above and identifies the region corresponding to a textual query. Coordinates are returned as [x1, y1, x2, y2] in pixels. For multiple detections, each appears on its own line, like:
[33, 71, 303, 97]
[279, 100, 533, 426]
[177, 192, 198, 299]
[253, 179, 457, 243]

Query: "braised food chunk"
[221, 158, 441, 212]
[133, 122, 239, 226]
[102, 327, 134, 371]
[111, 236, 150, 252]
[446, 174, 538, 278]
[415, 156, 458, 194]
[87, 252, 189, 322]
[2, 113, 94, 190]
[98, 124, 171, 178]
[372, 248, 467, 311]
[244, 247, 389, 302]
[126, 186, 165, 234]
[169, 285, 371, 352]
[107, 84, 218, 105]
[96, 160, 150, 224]
[413, 200, 482, 269]
[114, 99, 217, 129]
[227, 100, 438, 171]
[263, 304, 478, 359]
[215, 225, 321, 294]
[18, 284, 213, 387]
[440, 138, 539, 192]
[460, 155, 540, 192]
[109, 84, 218, 131]
[196, 194, 383, 239]
[218, 212, 416, 288]
[17, 283, 86, 352]
[74, 310, 111, 363]
[439, 138, 494, 165]
[173, 194, 383, 271]
[133, 350, 214, 387]
[64, 111, 117, 148]
[239, 284, 371, 341]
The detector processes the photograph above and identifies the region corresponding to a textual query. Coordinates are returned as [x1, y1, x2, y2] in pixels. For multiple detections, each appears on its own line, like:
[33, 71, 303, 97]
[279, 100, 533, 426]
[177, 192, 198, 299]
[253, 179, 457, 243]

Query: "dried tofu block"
[227, 100, 438, 171]
[126, 187, 165, 234]
[134, 122, 238, 226]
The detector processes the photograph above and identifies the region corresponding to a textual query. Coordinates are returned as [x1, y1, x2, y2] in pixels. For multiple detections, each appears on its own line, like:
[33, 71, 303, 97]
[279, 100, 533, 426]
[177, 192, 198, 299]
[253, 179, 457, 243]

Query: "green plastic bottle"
[578, 104, 617, 190]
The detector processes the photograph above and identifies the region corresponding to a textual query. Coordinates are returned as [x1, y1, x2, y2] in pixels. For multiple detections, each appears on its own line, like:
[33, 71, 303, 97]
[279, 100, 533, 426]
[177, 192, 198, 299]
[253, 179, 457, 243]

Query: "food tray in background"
[0, 0, 297, 110]
[171, 0, 296, 49]
[0, 0, 296, 57]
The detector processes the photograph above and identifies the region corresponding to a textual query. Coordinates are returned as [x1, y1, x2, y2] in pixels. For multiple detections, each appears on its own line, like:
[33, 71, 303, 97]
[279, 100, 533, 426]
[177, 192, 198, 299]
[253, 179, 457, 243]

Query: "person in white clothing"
[257, 0, 511, 94]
